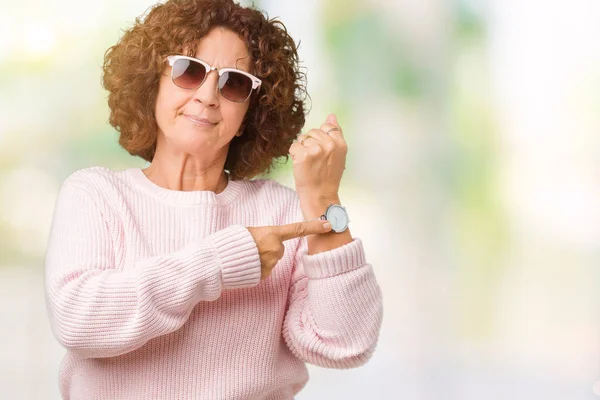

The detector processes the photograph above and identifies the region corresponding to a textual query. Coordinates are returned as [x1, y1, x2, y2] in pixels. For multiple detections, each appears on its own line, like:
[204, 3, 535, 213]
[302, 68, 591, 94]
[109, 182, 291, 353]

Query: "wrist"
[299, 195, 341, 221]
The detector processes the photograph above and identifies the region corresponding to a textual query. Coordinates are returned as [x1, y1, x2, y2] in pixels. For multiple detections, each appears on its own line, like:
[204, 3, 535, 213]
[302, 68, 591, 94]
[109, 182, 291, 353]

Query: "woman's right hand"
[247, 220, 332, 280]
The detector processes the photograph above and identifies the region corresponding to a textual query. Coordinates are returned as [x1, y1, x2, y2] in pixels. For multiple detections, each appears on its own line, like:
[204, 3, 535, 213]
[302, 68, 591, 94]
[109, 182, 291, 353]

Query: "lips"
[183, 114, 218, 126]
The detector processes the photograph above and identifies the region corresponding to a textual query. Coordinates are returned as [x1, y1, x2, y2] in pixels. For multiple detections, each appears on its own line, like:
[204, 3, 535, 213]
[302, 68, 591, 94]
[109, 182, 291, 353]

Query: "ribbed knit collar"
[125, 168, 244, 206]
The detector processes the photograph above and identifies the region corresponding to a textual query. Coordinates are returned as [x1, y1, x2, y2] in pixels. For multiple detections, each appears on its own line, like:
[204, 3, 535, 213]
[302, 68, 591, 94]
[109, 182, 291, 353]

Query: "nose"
[192, 70, 220, 107]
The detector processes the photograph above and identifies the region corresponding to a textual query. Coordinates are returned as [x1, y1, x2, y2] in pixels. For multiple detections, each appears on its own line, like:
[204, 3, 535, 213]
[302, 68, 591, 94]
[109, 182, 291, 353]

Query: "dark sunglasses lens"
[219, 71, 253, 102]
[172, 59, 206, 89]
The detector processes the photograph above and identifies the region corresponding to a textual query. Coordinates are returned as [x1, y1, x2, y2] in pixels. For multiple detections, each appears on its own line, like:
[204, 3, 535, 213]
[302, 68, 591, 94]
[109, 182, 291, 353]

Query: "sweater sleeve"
[44, 179, 261, 359]
[282, 235, 383, 369]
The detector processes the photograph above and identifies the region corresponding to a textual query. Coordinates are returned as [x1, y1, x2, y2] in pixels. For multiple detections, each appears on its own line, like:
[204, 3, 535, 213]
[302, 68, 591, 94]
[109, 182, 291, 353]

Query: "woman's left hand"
[289, 113, 347, 203]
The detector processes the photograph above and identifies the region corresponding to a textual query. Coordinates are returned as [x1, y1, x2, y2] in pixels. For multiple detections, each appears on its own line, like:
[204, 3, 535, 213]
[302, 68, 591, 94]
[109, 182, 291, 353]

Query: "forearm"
[47, 241, 220, 358]
[46, 225, 261, 358]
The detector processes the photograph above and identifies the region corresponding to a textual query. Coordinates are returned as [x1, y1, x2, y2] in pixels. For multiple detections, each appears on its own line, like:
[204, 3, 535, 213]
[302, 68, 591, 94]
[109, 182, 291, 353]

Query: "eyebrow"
[234, 56, 251, 72]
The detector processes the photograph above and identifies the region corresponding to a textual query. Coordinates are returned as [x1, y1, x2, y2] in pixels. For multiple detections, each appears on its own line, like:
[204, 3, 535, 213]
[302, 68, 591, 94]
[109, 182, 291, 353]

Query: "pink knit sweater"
[44, 166, 383, 400]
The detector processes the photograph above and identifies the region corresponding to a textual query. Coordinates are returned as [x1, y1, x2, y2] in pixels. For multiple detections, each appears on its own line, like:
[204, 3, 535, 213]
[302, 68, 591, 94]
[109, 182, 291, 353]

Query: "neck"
[142, 159, 229, 194]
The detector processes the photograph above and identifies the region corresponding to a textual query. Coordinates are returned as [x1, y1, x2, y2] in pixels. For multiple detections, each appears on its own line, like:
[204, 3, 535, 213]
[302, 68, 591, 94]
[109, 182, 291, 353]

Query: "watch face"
[326, 205, 348, 232]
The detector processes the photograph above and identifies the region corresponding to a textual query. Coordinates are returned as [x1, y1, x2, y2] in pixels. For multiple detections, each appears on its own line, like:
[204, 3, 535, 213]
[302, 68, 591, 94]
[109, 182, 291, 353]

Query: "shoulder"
[58, 166, 130, 205]
[62, 165, 129, 186]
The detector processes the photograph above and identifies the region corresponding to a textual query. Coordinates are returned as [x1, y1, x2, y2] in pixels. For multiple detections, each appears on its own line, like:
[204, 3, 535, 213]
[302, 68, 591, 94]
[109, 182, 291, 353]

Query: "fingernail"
[323, 221, 332, 230]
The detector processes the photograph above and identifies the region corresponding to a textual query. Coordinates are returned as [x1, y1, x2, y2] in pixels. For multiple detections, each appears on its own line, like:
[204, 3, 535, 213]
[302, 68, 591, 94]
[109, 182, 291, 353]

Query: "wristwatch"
[319, 204, 350, 233]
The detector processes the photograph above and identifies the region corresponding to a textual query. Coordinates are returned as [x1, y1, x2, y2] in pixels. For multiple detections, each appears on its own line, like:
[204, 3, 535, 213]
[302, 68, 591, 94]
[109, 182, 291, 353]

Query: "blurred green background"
[1, 0, 599, 399]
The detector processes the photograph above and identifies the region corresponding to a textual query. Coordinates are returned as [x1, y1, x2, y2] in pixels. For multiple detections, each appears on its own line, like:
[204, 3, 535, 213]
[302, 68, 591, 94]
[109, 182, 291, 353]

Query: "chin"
[179, 132, 228, 154]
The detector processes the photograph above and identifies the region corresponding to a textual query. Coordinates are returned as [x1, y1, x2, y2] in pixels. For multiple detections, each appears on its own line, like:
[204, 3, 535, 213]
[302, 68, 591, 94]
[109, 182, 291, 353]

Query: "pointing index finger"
[276, 220, 330, 241]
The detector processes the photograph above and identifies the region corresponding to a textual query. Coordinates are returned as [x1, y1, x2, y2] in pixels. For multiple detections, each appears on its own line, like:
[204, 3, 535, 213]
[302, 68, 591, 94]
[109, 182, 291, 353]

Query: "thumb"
[326, 113, 339, 126]
[277, 219, 332, 242]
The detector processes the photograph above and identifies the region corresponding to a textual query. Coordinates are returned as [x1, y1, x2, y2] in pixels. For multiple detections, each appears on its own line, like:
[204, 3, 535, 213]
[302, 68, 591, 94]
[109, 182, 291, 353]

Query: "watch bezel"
[324, 204, 349, 233]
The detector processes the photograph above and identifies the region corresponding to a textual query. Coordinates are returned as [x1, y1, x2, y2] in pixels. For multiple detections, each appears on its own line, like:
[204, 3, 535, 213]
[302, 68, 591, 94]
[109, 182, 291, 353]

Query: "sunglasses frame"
[167, 55, 262, 102]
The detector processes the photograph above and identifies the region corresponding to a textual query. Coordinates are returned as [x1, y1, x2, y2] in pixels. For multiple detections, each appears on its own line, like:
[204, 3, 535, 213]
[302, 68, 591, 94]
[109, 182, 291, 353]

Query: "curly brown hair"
[102, 0, 307, 180]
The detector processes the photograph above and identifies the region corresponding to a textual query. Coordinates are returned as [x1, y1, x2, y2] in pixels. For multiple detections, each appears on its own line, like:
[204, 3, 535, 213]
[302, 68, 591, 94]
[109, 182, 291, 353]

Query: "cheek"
[156, 96, 187, 131]
[155, 79, 187, 119]
[222, 104, 249, 130]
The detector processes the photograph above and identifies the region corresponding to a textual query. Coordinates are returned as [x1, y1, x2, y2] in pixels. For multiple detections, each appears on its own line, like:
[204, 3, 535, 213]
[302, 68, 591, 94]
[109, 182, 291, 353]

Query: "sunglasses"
[167, 55, 262, 103]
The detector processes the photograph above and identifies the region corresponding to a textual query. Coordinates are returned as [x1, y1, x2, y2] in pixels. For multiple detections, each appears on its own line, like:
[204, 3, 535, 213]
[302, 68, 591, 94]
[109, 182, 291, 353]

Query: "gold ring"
[299, 134, 312, 145]
[326, 127, 341, 135]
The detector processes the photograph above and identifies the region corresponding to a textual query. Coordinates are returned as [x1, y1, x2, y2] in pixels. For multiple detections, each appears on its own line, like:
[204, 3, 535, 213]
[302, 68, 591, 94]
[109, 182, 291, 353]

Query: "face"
[154, 27, 252, 159]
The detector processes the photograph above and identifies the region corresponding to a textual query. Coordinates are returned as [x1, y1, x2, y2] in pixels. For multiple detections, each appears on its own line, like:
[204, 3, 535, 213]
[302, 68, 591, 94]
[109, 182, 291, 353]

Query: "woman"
[44, 0, 383, 399]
